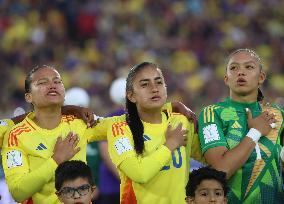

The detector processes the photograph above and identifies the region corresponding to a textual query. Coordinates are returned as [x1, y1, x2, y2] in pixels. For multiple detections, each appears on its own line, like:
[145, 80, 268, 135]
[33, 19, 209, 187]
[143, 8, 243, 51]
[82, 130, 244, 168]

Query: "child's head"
[186, 166, 228, 204]
[55, 160, 96, 204]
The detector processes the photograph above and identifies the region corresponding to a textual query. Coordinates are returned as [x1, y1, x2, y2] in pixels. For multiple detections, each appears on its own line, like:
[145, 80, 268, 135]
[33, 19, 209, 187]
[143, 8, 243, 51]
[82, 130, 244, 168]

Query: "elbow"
[8, 185, 31, 202]
[10, 191, 28, 203]
[127, 170, 151, 184]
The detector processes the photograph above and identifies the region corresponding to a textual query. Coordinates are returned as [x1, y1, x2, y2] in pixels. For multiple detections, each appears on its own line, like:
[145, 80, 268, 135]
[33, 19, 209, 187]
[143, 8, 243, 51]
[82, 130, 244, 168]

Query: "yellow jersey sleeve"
[119, 145, 171, 183]
[2, 136, 58, 202]
[84, 116, 123, 142]
[0, 119, 14, 149]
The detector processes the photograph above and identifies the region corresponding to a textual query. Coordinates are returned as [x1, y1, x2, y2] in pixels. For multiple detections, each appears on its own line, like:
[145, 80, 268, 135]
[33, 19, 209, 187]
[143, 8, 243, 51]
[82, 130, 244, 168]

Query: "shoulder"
[0, 119, 14, 130]
[198, 103, 224, 122]
[98, 114, 126, 125]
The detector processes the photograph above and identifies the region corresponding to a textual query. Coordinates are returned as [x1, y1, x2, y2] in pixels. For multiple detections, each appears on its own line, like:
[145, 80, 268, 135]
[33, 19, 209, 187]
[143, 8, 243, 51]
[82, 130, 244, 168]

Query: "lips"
[46, 91, 59, 96]
[236, 77, 247, 86]
[150, 95, 161, 101]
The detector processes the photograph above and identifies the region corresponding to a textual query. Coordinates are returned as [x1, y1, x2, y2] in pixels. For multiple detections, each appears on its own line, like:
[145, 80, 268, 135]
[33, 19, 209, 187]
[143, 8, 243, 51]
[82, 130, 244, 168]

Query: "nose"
[149, 82, 158, 93]
[72, 190, 81, 199]
[48, 81, 57, 89]
[237, 66, 246, 76]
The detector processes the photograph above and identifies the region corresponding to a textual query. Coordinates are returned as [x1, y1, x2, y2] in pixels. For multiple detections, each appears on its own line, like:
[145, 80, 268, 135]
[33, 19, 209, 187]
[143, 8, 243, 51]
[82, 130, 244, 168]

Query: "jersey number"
[161, 147, 182, 171]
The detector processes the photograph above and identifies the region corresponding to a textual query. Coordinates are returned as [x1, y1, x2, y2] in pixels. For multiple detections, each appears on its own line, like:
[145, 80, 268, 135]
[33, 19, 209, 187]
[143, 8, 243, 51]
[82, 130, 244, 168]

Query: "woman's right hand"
[164, 123, 188, 152]
[52, 132, 80, 165]
[246, 109, 276, 136]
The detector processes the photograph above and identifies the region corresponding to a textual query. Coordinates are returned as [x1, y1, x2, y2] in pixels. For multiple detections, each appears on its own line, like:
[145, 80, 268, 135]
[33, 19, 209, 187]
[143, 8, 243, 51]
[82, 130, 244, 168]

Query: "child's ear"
[186, 197, 195, 204]
[91, 186, 97, 199]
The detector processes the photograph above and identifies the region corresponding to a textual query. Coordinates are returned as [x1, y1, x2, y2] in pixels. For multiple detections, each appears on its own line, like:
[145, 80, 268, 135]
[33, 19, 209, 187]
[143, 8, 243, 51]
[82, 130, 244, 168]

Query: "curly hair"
[186, 166, 229, 197]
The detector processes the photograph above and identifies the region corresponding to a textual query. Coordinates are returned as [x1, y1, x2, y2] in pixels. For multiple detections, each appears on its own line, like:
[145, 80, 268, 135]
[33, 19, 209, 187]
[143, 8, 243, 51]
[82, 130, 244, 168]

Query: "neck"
[230, 91, 258, 103]
[137, 108, 162, 124]
[33, 106, 62, 129]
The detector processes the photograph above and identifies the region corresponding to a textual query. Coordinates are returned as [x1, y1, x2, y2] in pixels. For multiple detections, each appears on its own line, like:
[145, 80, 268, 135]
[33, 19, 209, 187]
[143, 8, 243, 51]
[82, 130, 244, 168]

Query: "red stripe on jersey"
[21, 197, 33, 204]
[25, 119, 36, 130]
[121, 178, 137, 204]
[111, 122, 127, 137]
[62, 115, 77, 123]
[8, 124, 32, 147]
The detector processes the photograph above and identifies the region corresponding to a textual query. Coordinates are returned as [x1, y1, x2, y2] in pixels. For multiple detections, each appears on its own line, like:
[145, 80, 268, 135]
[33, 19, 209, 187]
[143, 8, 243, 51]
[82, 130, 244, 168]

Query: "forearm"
[119, 145, 171, 183]
[7, 158, 57, 202]
[206, 137, 256, 178]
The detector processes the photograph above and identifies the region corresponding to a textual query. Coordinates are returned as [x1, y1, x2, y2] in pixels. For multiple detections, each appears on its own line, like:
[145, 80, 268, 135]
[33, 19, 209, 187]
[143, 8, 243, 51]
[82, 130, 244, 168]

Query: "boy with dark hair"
[186, 166, 228, 204]
[55, 160, 96, 204]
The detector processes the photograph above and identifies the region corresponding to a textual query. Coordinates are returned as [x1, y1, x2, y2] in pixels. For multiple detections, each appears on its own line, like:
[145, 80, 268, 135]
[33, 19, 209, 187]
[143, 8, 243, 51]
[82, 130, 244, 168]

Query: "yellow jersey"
[93, 112, 203, 204]
[1, 112, 105, 204]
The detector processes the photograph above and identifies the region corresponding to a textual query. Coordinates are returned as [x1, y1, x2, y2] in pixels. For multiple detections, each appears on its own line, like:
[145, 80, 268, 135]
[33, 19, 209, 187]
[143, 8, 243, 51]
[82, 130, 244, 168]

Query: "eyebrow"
[36, 76, 61, 81]
[139, 76, 162, 83]
[229, 60, 257, 65]
[198, 188, 223, 191]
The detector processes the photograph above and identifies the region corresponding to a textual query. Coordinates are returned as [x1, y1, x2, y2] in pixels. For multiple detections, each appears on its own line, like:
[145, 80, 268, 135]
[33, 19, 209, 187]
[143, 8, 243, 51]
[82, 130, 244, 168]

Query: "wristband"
[246, 128, 261, 143]
[280, 146, 284, 162]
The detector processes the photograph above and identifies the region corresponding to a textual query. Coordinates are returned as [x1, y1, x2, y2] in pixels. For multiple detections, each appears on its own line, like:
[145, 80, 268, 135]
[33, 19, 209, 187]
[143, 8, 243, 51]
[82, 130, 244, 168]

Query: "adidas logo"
[36, 143, 47, 150]
[231, 121, 242, 129]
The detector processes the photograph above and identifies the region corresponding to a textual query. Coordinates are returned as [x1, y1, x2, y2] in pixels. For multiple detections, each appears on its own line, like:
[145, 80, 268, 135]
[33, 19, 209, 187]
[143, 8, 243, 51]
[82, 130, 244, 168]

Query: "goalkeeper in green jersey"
[198, 48, 284, 203]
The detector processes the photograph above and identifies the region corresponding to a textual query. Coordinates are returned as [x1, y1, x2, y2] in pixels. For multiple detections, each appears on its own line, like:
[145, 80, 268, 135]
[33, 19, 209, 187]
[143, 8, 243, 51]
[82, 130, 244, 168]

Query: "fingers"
[246, 108, 252, 120]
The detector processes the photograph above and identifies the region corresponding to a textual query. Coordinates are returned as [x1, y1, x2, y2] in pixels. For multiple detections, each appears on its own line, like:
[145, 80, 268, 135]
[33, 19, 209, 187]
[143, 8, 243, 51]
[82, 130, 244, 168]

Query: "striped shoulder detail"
[112, 121, 128, 137]
[8, 121, 35, 147]
[203, 105, 219, 123]
[62, 115, 77, 123]
[121, 178, 137, 204]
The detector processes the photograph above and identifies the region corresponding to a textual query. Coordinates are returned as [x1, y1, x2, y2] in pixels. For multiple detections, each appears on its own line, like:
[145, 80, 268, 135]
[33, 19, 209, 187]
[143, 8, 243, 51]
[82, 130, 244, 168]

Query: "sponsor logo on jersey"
[36, 143, 47, 150]
[6, 150, 23, 168]
[143, 135, 151, 141]
[203, 124, 220, 144]
[231, 121, 242, 128]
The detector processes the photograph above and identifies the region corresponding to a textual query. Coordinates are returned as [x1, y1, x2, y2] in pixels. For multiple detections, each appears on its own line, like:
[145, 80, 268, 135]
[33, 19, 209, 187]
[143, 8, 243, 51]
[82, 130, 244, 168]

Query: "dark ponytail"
[257, 88, 264, 102]
[125, 62, 157, 155]
[126, 98, 144, 155]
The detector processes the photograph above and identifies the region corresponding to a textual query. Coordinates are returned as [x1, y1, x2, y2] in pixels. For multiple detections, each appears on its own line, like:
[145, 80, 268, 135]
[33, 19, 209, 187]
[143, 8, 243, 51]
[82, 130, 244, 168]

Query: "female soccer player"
[92, 62, 204, 204]
[198, 49, 284, 203]
[1, 65, 105, 204]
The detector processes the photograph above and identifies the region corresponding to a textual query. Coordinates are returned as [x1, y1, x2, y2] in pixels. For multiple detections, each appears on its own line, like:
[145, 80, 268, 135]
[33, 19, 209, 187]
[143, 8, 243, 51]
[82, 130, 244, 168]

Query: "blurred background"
[0, 0, 283, 118]
[0, 0, 284, 203]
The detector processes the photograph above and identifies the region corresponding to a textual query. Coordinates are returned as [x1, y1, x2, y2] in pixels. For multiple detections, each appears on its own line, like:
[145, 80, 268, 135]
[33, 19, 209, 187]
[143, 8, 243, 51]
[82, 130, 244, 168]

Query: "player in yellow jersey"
[1, 65, 105, 204]
[92, 62, 204, 204]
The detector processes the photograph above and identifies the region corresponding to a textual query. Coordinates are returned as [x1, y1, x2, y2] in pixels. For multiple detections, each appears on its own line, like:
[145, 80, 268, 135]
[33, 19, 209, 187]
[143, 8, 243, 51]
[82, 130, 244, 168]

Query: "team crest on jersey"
[0, 120, 8, 126]
[114, 137, 133, 155]
[6, 150, 23, 168]
[203, 124, 220, 144]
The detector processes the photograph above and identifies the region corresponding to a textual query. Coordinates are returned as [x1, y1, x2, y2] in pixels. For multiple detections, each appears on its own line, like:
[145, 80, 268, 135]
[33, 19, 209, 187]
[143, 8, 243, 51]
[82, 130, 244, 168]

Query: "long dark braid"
[125, 62, 157, 155]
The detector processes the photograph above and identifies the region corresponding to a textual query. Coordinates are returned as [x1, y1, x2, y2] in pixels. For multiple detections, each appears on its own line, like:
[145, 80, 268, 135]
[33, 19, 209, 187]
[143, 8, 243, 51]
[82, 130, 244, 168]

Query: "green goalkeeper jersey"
[198, 98, 284, 204]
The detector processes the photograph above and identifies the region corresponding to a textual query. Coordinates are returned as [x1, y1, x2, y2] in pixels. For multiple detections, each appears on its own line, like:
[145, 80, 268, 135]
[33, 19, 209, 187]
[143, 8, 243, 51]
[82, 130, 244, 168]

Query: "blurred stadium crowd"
[0, 0, 283, 118]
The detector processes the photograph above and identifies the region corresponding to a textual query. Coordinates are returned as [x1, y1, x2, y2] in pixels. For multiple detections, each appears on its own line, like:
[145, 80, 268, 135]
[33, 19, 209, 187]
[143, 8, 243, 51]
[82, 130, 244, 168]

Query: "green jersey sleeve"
[198, 105, 228, 154]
